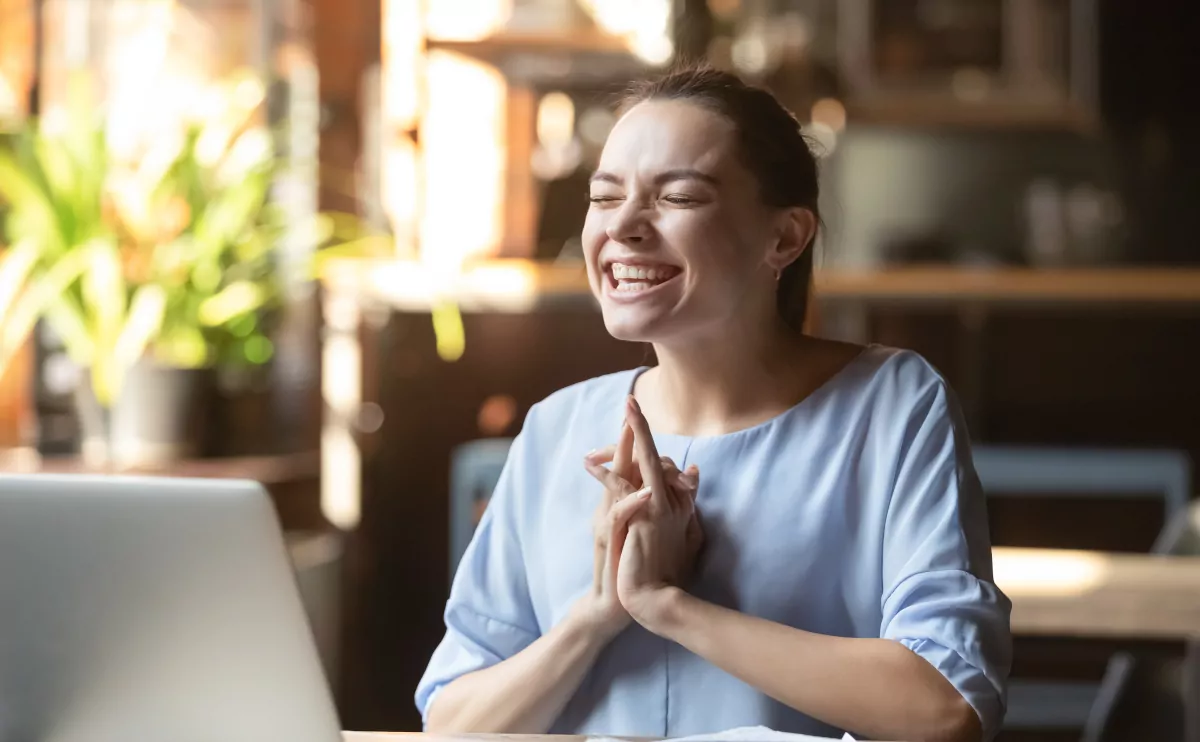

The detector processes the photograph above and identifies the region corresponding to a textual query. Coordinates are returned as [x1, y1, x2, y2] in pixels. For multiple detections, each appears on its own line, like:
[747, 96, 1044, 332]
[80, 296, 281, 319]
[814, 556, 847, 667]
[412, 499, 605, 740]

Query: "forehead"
[598, 99, 739, 176]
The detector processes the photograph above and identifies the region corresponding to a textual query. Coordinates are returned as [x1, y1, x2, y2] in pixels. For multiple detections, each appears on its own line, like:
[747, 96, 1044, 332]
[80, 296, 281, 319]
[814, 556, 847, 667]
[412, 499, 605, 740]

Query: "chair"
[1158, 499, 1200, 556]
[972, 445, 1193, 741]
[1087, 500, 1200, 742]
[449, 438, 514, 577]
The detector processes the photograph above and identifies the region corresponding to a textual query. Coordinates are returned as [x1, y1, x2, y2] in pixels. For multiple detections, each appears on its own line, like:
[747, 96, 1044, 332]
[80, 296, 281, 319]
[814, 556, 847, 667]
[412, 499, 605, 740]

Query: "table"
[993, 546, 1200, 641]
[994, 546, 1200, 741]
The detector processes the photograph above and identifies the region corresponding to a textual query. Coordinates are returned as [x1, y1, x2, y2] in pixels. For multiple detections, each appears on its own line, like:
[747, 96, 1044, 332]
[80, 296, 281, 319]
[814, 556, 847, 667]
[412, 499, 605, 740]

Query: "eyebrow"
[588, 169, 720, 187]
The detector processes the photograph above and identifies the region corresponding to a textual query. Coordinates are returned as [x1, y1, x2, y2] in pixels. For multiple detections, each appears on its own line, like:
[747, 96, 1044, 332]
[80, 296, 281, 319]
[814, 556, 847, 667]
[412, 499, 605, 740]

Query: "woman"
[416, 67, 1011, 742]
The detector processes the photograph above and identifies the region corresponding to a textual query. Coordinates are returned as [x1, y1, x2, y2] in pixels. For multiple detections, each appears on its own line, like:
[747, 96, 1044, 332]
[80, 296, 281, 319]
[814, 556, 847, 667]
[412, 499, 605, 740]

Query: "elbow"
[930, 697, 983, 742]
[423, 714, 446, 735]
[424, 704, 463, 735]
[423, 701, 448, 734]
[422, 689, 459, 734]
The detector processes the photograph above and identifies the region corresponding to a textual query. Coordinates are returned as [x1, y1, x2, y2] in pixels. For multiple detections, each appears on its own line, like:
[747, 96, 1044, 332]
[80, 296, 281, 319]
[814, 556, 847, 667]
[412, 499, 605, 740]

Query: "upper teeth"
[612, 263, 671, 281]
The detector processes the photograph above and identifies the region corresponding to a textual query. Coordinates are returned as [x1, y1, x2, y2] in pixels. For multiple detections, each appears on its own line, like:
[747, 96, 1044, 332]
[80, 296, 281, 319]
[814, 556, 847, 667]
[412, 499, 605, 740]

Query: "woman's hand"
[581, 416, 703, 640]
[617, 395, 704, 630]
[576, 422, 651, 641]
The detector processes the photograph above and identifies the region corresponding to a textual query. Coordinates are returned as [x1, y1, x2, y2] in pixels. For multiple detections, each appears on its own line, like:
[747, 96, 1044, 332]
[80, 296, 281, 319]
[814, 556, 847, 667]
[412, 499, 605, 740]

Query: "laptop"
[0, 474, 343, 742]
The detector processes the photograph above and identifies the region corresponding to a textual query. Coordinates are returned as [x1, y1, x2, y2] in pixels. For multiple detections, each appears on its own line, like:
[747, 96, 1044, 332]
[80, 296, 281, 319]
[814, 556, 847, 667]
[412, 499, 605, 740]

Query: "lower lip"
[603, 273, 682, 303]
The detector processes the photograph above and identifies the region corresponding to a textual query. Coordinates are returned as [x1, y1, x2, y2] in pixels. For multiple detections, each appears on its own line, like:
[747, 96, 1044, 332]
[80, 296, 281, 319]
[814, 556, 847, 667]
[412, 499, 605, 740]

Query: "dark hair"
[619, 66, 820, 331]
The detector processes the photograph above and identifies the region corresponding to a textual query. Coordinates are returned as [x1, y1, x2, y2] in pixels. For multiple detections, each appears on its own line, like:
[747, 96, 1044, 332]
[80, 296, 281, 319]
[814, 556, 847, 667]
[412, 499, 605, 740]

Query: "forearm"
[647, 589, 981, 742]
[425, 607, 609, 734]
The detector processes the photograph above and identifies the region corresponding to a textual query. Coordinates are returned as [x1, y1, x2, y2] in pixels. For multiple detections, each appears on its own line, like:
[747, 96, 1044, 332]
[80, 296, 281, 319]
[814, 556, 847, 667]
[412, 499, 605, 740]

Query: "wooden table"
[995, 546, 1200, 741]
[994, 546, 1200, 641]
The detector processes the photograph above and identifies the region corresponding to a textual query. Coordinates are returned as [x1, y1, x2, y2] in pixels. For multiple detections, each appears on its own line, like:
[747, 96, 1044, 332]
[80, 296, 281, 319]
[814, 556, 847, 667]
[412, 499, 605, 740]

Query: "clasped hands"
[577, 395, 703, 639]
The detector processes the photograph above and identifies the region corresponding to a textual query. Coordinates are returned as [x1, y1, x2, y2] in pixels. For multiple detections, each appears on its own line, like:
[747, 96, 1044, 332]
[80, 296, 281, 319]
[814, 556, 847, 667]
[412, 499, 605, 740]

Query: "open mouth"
[605, 261, 683, 294]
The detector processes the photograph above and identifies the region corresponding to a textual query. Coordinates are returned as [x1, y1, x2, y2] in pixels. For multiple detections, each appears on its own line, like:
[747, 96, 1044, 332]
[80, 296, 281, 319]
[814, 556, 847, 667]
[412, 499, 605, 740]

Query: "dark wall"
[1100, 0, 1200, 265]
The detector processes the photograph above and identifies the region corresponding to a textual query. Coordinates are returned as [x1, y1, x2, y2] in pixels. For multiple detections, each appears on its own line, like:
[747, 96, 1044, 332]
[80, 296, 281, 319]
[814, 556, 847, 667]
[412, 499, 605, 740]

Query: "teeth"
[611, 262, 674, 282]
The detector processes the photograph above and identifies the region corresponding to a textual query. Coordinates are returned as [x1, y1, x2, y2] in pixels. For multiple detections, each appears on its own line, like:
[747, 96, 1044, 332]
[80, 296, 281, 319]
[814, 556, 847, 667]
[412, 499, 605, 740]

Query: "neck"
[644, 315, 808, 437]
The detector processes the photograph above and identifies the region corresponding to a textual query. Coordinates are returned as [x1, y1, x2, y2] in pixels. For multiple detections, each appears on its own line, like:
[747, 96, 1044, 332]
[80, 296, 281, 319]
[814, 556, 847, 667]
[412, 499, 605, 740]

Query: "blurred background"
[1, 1, 1199, 740]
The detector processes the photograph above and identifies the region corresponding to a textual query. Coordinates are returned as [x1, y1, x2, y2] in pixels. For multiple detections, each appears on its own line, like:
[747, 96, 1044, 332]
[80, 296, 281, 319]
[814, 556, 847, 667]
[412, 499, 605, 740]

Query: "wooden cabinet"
[838, 0, 1098, 130]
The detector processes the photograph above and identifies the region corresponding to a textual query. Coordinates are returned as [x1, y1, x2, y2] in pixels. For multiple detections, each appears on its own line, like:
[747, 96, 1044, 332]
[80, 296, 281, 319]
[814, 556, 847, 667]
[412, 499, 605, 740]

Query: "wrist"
[565, 595, 626, 650]
[626, 586, 688, 638]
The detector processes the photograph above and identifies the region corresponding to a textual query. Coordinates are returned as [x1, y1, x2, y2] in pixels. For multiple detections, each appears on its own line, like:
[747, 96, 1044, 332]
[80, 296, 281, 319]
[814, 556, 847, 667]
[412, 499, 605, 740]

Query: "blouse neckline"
[622, 344, 881, 445]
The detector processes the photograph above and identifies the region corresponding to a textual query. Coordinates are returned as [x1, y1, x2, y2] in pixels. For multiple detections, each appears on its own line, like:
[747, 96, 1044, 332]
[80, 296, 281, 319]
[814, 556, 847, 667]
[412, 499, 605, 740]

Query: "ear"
[765, 207, 817, 275]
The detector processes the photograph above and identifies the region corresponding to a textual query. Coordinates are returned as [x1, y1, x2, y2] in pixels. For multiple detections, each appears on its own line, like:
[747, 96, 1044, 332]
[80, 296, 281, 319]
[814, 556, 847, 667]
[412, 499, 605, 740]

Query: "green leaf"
[0, 240, 41, 326]
[79, 238, 126, 354]
[32, 134, 76, 201]
[154, 326, 208, 369]
[0, 148, 63, 252]
[0, 246, 91, 374]
[192, 166, 271, 258]
[44, 297, 95, 367]
[228, 312, 257, 338]
[242, 335, 273, 364]
[432, 300, 465, 363]
[109, 284, 167, 393]
[197, 281, 266, 327]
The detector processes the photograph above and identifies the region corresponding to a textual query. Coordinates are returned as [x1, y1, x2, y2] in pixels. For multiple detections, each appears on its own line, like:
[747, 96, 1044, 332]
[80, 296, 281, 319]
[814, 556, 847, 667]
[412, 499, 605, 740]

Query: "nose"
[605, 200, 651, 245]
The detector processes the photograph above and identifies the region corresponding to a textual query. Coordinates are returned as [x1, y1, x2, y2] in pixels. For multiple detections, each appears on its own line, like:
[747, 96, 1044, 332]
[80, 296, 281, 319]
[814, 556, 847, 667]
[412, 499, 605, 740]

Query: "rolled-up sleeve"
[879, 382, 1012, 740]
[414, 410, 542, 726]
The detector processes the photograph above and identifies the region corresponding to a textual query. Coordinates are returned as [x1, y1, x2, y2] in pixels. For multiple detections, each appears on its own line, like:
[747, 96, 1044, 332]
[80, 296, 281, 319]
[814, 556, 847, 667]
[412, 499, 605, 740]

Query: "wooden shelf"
[845, 98, 1097, 134]
[816, 266, 1200, 307]
[321, 259, 1200, 312]
[426, 30, 631, 56]
[425, 31, 645, 84]
[0, 449, 319, 484]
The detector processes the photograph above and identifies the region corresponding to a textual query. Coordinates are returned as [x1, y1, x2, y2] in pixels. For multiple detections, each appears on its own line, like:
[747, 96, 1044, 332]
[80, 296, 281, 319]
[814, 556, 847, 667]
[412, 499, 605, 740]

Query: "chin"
[601, 310, 673, 343]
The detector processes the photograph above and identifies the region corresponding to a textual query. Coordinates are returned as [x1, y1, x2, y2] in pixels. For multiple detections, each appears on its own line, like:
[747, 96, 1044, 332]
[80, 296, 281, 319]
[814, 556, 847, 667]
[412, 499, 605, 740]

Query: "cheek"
[581, 211, 607, 286]
[583, 208, 614, 258]
[667, 209, 759, 281]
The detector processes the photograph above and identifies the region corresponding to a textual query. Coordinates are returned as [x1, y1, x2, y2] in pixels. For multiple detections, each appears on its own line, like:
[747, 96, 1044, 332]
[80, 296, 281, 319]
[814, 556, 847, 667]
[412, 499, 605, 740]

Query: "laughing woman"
[416, 67, 1011, 742]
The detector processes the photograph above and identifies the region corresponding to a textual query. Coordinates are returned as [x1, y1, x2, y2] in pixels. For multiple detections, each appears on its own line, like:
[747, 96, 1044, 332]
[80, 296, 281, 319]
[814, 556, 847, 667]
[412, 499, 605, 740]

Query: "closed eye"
[662, 195, 700, 206]
[588, 195, 624, 205]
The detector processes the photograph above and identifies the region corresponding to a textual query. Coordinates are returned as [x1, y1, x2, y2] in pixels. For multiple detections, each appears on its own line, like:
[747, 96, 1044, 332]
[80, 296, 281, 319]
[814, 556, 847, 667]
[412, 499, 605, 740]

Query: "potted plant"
[0, 71, 400, 467]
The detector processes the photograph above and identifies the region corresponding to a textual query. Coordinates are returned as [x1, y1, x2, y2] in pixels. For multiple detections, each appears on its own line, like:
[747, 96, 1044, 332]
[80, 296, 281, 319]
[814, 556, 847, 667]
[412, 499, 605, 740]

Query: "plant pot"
[74, 360, 215, 469]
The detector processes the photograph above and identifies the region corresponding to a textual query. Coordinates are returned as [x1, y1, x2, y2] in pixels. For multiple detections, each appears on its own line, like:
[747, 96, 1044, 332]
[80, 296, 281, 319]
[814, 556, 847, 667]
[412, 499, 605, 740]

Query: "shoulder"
[852, 347, 976, 491]
[849, 344, 957, 422]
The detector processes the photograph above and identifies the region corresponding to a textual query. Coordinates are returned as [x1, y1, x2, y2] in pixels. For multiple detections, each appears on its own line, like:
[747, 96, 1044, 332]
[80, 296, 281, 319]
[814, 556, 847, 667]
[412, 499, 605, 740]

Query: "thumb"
[606, 486, 651, 578]
[607, 485, 652, 535]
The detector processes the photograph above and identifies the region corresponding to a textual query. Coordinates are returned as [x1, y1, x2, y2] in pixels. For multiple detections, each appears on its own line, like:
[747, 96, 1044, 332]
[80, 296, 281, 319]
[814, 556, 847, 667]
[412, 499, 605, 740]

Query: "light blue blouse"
[416, 346, 1011, 739]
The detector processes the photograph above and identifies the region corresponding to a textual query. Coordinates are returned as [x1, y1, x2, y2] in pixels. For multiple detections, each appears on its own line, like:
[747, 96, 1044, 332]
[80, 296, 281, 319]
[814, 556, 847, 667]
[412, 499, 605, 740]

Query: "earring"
[774, 268, 782, 282]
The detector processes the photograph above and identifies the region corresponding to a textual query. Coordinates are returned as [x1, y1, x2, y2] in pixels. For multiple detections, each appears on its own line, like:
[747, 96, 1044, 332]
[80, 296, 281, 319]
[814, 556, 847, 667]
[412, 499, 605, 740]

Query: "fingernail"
[627, 395, 641, 412]
[637, 488, 653, 499]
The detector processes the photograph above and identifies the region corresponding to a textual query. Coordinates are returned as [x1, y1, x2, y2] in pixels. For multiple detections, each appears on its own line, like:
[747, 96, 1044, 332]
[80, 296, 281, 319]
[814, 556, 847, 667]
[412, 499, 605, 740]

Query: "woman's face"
[582, 99, 784, 344]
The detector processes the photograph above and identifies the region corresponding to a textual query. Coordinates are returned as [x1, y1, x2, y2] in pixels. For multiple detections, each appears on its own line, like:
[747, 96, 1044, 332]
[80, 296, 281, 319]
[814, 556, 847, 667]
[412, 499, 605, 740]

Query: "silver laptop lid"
[0, 474, 342, 742]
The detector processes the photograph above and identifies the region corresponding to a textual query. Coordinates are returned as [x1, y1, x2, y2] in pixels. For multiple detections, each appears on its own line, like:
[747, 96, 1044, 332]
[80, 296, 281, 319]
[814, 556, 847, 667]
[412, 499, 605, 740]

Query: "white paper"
[589, 725, 856, 742]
